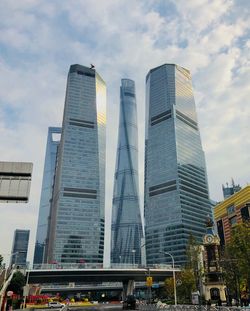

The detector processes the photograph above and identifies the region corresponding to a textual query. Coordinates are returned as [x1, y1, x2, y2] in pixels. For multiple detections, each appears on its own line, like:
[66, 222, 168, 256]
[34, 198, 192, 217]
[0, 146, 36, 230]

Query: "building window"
[227, 204, 235, 215]
[216, 219, 225, 246]
[241, 204, 250, 221]
[229, 216, 237, 226]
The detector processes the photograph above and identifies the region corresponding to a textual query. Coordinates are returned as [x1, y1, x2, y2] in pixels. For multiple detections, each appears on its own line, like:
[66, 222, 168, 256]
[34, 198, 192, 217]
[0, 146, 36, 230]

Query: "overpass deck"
[27, 267, 180, 284]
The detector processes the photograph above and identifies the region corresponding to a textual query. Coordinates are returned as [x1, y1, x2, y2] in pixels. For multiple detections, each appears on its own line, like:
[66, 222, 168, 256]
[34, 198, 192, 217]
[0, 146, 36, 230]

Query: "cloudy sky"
[0, 0, 249, 265]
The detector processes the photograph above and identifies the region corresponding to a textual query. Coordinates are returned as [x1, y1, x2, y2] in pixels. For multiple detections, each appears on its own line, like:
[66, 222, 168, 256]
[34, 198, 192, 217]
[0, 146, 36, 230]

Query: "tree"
[164, 269, 196, 304]
[186, 234, 203, 292]
[7, 271, 26, 295]
[176, 269, 196, 303]
[164, 235, 203, 304]
[224, 221, 250, 296]
[220, 246, 241, 300]
[164, 277, 174, 299]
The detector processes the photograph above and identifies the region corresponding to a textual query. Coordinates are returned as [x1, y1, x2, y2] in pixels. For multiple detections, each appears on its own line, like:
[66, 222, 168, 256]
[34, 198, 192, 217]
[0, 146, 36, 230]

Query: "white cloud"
[200, 21, 246, 53]
[172, 0, 233, 31]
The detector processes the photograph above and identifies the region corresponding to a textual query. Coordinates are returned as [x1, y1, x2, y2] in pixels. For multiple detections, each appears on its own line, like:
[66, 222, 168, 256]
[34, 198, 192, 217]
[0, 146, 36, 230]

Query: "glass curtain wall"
[111, 79, 143, 265]
[47, 65, 106, 265]
[33, 127, 61, 265]
[145, 64, 212, 266]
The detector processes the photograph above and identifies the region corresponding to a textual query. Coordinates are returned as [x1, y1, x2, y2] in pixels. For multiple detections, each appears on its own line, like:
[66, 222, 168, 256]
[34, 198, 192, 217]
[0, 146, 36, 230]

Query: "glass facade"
[47, 64, 106, 264]
[10, 229, 30, 266]
[33, 127, 61, 264]
[145, 64, 212, 266]
[111, 79, 143, 264]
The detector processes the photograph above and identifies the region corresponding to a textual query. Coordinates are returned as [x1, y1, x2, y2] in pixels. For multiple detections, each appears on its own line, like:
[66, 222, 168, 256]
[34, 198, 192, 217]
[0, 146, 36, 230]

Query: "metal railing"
[31, 263, 104, 270]
[30, 263, 180, 270]
[138, 305, 242, 311]
[41, 282, 123, 289]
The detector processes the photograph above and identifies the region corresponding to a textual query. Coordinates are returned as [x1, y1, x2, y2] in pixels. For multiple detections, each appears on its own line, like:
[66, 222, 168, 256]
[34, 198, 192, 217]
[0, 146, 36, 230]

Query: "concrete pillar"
[122, 280, 135, 299]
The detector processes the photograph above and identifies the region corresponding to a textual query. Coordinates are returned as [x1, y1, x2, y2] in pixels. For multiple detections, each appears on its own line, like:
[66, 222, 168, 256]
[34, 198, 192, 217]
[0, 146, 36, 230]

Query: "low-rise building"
[214, 185, 250, 246]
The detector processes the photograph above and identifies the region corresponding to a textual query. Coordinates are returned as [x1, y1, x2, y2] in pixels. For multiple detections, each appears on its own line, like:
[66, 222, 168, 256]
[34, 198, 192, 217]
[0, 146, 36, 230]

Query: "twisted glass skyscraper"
[47, 64, 106, 264]
[111, 79, 143, 264]
[145, 64, 212, 266]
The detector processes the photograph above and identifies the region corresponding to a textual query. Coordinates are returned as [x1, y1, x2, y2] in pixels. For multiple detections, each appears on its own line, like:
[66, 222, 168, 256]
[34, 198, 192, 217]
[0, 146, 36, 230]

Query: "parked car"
[48, 301, 65, 308]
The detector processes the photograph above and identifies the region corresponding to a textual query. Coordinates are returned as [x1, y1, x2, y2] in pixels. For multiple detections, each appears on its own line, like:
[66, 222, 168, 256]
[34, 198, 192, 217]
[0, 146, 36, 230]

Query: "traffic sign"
[146, 276, 153, 287]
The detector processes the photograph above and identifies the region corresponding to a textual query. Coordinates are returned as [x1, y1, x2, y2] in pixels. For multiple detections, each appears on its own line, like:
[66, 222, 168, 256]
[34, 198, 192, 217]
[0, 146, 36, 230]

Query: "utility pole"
[160, 251, 177, 305]
[22, 268, 30, 309]
[147, 267, 152, 304]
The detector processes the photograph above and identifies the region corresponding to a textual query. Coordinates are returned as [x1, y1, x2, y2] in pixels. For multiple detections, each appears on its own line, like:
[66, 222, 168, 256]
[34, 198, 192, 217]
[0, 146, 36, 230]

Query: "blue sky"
[0, 0, 249, 265]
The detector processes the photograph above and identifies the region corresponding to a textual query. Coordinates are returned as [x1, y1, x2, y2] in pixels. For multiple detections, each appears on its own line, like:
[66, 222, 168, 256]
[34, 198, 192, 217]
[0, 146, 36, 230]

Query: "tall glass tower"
[47, 64, 106, 264]
[10, 229, 30, 266]
[111, 79, 143, 265]
[145, 64, 212, 266]
[33, 127, 61, 264]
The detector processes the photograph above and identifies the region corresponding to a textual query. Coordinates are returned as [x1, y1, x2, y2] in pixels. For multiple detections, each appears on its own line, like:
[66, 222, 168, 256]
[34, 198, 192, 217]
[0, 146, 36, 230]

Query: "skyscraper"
[33, 127, 61, 264]
[144, 64, 212, 266]
[111, 79, 143, 265]
[10, 229, 30, 266]
[47, 64, 106, 264]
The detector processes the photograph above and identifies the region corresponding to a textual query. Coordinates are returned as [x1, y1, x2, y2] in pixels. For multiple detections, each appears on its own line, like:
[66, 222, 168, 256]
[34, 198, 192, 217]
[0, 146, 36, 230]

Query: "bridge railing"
[32, 263, 104, 270]
[110, 264, 177, 269]
[31, 263, 180, 270]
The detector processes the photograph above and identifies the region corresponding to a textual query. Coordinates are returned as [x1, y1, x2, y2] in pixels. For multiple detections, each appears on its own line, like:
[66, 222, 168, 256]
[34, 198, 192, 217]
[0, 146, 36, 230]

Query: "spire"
[205, 214, 215, 235]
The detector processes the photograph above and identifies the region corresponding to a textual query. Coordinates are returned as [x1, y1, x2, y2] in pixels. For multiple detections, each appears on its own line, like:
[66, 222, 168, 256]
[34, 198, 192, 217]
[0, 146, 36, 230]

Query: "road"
[31, 304, 124, 311]
[70, 305, 123, 311]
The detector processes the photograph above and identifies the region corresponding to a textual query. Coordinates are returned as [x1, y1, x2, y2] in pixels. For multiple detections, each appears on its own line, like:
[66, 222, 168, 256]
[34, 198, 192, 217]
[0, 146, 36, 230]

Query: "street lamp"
[1, 251, 20, 268]
[160, 251, 177, 305]
[139, 242, 151, 303]
[22, 269, 30, 309]
[0, 252, 20, 311]
[146, 267, 152, 304]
